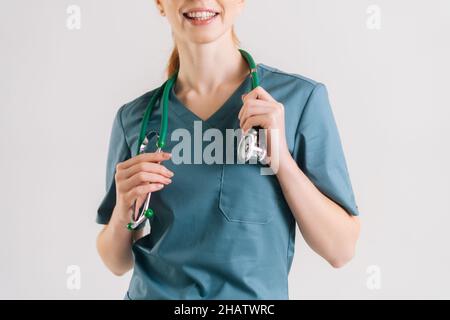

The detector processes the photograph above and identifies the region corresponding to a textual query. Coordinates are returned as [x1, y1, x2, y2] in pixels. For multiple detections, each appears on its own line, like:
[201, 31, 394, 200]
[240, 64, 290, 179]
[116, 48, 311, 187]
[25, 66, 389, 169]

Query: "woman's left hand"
[238, 86, 291, 166]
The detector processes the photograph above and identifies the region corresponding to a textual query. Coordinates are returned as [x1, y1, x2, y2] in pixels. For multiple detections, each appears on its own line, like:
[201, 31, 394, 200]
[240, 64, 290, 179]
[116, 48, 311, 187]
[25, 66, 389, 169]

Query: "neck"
[174, 32, 249, 95]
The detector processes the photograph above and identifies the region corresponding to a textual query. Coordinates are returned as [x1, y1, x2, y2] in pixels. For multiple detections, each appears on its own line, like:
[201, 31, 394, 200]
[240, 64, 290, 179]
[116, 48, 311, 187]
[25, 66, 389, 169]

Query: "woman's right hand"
[113, 152, 174, 223]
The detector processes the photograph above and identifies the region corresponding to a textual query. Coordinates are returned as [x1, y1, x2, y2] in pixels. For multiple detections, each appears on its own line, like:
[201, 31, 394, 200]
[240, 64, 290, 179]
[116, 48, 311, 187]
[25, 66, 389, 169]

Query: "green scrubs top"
[96, 63, 360, 300]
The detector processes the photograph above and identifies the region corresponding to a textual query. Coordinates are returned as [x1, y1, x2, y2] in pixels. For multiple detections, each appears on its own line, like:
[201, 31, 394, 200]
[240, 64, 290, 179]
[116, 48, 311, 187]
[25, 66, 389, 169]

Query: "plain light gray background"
[1, 0, 449, 299]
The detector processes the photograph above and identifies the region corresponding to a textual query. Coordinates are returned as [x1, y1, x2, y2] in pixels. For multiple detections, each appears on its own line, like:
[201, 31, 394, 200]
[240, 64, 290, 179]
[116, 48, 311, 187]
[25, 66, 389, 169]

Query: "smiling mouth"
[182, 10, 220, 21]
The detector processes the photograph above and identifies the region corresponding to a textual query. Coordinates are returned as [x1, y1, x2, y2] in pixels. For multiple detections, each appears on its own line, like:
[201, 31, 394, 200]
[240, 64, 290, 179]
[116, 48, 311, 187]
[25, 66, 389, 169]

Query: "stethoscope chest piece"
[237, 128, 267, 163]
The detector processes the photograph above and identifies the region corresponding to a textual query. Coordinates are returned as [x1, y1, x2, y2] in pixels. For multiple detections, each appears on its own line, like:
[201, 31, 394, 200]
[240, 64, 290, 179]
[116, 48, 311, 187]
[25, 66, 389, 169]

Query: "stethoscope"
[126, 49, 267, 231]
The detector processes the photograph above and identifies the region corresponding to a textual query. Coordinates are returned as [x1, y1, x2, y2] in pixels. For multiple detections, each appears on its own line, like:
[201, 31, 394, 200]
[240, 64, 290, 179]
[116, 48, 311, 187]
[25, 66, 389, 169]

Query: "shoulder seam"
[258, 64, 318, 86]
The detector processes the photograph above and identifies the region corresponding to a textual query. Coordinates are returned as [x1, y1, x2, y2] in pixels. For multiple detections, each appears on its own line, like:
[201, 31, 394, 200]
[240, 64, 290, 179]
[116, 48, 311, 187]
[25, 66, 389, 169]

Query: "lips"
[182, 8, 220, 22]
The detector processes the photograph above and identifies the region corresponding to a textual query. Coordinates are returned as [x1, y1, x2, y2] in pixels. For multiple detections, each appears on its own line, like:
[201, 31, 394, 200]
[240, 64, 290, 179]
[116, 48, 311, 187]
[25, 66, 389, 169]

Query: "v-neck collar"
[169, 64, 259, 130]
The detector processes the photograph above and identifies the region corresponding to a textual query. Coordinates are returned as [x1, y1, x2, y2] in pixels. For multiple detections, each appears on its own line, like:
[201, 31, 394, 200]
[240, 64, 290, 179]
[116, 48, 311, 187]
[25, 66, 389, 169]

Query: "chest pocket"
[219, 163, 283, 224]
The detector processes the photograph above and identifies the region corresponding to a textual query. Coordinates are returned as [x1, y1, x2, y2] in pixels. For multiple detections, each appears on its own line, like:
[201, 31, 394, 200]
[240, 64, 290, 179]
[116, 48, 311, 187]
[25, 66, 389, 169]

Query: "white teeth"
[185, 11, 217, 20]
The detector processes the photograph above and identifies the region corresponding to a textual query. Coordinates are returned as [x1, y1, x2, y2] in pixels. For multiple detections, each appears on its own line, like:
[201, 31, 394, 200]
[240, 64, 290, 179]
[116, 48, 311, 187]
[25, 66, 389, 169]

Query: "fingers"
[122, 171, 172, 192]
[241, 114, 270, 133]
[126, 182, 165, 202]
[118, 152, 172, 171]
[119, 160, 174, 180]
[115, 151, 175, 210]
[241, 86, 277, 104]
[238, 99, 273, 128]
[238, 87, 279, 124]
[238, 86, 284, 134]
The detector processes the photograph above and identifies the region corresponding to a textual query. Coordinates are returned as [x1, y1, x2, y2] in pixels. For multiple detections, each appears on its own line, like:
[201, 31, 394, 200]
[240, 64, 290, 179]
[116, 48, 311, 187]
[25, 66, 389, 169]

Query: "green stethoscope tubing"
[136, 48, 259, 155]
[129, 49, 259, 230]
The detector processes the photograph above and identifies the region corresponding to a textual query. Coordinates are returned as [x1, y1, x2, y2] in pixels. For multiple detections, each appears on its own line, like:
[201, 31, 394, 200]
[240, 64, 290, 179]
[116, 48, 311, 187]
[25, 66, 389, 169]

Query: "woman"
[96, 0, 360, 300]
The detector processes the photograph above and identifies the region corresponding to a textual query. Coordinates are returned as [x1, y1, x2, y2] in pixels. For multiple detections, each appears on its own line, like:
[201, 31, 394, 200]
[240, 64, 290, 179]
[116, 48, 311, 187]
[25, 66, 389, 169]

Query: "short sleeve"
[293, 83, 360, 216]
[96, 105, 132, 225]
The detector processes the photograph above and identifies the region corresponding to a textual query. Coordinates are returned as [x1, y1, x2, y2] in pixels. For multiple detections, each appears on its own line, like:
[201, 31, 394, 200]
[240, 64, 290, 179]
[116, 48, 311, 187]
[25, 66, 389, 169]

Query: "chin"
[188, 34, 222, 44]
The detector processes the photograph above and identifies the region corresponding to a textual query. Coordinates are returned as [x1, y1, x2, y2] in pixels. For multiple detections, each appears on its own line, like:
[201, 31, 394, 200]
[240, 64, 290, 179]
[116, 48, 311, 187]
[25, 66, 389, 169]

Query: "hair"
[165, 26, 241, 78]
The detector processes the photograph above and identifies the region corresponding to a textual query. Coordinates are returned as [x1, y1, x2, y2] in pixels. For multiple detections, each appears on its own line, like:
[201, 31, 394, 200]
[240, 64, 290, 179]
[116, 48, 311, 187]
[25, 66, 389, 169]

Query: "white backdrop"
[1, 0, 449, 299]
